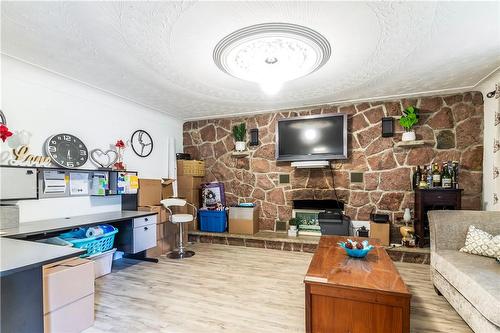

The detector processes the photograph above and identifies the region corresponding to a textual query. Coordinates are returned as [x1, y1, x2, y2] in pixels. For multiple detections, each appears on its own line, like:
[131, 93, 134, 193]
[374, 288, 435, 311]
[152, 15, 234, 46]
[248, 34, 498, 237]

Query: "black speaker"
[381, 117, 394, 137]
[249, 128, 259, 146]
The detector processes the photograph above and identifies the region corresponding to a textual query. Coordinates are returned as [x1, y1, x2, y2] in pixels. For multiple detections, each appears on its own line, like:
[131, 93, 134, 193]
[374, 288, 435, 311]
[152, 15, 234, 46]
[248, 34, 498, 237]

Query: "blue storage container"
[59, 226, 118, 257]
[199, 209, 227, 233]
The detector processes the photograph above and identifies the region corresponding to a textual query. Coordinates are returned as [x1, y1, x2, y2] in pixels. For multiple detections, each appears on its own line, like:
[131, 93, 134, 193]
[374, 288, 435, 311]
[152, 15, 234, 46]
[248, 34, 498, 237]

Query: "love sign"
[9, 145, 52, 167]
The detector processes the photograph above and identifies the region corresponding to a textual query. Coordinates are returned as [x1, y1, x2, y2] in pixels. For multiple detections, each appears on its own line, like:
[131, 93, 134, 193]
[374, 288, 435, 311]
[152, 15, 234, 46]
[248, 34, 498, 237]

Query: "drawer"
[422, 192, 458, 205]
[43, 258, 94, 314]
[44, 293, 94, 333]
[133, 214, 157, 228]
[133, 223, 157, 253]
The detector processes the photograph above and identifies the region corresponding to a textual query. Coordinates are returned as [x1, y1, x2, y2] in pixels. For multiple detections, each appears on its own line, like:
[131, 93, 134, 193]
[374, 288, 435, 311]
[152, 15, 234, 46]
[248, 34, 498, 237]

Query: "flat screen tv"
[276, 113, 348, 161]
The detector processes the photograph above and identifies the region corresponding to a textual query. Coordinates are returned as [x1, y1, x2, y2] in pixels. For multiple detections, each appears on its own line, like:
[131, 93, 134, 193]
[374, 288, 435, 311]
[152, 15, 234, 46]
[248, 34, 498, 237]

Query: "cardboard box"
[229, 206, 259, 235]
[177, 160, 205, 177]
[161, 178, 174, 200]
[177, 175, 203, 190]
[369, 222, 390, 246]
[138, 179, 162, 206]
[145, 220, 179, 257]
[178, 189, 201, 207]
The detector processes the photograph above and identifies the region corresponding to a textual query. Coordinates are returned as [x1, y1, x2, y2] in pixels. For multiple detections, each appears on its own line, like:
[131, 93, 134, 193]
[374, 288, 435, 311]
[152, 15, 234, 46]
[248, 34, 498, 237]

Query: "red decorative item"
[0, 124, 13, 142]
[113, 139, 126, 170]
[113, 161, 125, 170]
[115, 139, 125, 148]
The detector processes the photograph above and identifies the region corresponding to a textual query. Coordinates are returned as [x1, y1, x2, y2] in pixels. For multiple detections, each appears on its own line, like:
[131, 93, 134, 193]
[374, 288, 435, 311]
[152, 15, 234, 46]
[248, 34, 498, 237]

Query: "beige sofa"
[429, 210, 500, 333]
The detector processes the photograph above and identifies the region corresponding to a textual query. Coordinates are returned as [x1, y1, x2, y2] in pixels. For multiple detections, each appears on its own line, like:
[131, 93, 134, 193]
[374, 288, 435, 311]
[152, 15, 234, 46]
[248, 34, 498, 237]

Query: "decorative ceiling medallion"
[214, 23, 331, 95]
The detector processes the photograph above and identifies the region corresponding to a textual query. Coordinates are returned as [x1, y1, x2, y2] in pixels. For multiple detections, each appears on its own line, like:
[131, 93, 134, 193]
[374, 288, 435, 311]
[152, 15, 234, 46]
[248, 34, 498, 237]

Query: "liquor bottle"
[442, 162, 452, 188]
[426, 165, 433, 188]
[432, 163, 441, 187]
[419, 171, 428, 189]
[451, 161, 459, 189]
[413, 166, 421, 189]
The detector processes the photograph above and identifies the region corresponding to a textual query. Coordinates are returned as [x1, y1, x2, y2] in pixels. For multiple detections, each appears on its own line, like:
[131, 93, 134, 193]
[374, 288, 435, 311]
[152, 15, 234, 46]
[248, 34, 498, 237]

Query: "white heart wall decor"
[90, 149, 118, 168]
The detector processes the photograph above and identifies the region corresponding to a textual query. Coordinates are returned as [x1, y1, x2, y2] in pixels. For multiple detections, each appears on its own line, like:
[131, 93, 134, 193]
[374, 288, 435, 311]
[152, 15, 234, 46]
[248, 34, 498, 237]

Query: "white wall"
[477, 69, 500, 211]
[1, 55, 183, 222]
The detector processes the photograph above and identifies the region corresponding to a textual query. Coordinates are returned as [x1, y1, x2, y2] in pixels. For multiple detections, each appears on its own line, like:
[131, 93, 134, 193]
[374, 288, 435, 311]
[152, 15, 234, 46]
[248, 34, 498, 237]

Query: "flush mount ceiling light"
[214, 23, 331, 95]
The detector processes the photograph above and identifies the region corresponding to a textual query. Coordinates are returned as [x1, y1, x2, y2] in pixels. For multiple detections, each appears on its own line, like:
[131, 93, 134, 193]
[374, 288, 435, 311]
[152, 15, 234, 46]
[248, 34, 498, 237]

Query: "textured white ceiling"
[2, 1, 499, 120]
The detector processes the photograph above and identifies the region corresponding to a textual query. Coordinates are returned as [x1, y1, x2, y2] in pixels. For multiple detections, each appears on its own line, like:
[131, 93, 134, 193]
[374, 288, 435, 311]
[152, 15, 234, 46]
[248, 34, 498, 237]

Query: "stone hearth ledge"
[187, 230, 430, 264]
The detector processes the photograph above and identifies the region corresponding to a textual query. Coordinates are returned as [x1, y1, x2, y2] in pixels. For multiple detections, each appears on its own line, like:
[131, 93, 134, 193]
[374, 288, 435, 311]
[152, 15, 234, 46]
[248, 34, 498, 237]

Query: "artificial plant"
[232, 123, 246, 141]
[399, 105, 419, 131]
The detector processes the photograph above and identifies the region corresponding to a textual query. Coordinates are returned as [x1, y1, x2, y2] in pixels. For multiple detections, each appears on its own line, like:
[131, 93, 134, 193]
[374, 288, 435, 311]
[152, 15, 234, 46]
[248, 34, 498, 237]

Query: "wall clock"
[0, 110, 6, 124]
[130, 129, 153, 157]
[45, 133, 88, 168]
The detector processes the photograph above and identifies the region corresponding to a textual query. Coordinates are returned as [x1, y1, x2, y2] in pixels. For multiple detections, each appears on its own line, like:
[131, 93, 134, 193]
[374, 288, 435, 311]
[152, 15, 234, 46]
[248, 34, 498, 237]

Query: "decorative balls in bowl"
[338, 239, 374, 258]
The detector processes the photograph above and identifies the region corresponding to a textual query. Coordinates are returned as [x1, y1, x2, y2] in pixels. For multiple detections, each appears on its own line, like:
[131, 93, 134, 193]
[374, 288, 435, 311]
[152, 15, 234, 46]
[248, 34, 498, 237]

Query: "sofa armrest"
[428, 210, 500, 253]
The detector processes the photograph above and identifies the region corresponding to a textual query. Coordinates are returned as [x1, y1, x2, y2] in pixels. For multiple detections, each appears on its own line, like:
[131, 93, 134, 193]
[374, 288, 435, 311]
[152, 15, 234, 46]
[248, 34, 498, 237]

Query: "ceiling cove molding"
[1, 52, 179, 119]
[184, 85, 477, 121]
[3, 55, 498, 123]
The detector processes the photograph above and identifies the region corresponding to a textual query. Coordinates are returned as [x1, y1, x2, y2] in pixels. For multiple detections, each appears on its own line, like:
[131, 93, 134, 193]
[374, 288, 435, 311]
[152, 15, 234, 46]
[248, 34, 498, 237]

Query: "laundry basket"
[59, 226, 118, 257]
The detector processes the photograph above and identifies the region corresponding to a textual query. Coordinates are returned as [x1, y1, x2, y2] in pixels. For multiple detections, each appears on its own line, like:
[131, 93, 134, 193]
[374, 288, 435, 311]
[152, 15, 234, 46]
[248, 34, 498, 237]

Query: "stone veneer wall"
[183, 92, 484, 236]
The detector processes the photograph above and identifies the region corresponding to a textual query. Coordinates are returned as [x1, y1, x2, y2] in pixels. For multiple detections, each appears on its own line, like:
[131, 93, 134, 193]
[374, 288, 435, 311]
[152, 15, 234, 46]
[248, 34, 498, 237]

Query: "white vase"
[235, 141, 246, 151]
[403, 208, 411, 225]
[402, 131, 416, 142]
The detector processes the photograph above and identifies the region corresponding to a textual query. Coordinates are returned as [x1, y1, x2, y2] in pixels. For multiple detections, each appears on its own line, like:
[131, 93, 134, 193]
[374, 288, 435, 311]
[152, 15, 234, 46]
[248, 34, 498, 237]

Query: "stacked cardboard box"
[177, 160, 205, 177]
[137, 178, 178, 257]
[228, 206, 259, 235]
[176, 175, 202, 231]
[369, 222, 390, 246]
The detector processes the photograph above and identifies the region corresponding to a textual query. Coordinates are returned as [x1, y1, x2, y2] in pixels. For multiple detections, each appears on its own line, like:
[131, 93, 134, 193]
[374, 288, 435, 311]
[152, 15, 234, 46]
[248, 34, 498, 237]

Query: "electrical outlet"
[350, 172, 364, 183]
[278, 174, 290, 185]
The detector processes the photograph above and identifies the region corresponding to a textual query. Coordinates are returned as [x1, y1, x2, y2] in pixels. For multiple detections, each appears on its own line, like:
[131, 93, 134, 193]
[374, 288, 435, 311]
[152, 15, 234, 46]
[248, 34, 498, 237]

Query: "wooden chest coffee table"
[304, 236, 411, 333]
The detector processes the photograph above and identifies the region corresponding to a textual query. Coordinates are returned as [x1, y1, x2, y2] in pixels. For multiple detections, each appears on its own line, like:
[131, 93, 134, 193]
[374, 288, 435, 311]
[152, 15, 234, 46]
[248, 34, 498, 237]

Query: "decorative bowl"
[338, 239, 374, 258]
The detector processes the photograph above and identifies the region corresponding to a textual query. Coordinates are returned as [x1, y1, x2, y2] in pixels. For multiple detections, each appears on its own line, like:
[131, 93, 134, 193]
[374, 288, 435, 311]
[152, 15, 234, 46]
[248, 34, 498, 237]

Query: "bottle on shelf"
[451, 161, 459, 189]
[419, 171, 428, 189]
[426, 165, 433, 188]
[432, 163, 441, 187]
[442, 162, 452, 188]
[413, 165, 421, 189]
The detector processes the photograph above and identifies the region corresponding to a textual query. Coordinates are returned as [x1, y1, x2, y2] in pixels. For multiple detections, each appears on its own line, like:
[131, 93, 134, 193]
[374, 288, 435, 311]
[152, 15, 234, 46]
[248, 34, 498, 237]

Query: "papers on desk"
[129, 175, 139, 194]
[69, 172, 89, 196]
[43, 171, 66, 194]
[91, 172, 108, 196]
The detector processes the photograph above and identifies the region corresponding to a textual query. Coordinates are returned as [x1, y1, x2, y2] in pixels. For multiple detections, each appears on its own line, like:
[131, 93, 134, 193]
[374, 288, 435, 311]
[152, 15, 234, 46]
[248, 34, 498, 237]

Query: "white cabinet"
[116, 214, 157, 254]
[133, 223, 156, 253]
[43, 258, 94, 333]
[0, 166, 37, 200]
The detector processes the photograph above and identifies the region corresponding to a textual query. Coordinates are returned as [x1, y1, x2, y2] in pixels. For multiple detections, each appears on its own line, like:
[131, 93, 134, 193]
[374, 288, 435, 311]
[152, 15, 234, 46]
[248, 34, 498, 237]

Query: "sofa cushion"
[432, 250, 500, 327]
[460, 225, 500, 258]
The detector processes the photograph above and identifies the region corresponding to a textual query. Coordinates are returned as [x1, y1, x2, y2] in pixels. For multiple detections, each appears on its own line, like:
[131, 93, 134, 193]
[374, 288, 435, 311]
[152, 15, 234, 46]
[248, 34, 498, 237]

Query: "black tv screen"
[276, 113, 347, 161]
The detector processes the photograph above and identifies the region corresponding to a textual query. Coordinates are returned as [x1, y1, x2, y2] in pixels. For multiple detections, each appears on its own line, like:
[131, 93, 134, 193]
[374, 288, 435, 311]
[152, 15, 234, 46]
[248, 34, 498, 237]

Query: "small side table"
[414, 188, 462, 247]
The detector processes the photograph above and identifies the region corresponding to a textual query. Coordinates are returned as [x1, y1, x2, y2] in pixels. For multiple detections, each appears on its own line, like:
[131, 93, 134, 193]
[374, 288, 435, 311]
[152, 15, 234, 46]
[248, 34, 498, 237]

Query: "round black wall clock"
[0, 110, 6, 124]
[45, 133, 88, 168]
[131, 129, 153, 157]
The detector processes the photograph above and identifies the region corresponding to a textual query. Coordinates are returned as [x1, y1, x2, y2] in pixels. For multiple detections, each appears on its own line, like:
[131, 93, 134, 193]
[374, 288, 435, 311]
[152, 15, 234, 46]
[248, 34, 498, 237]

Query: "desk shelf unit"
[0, 165, 138, 201]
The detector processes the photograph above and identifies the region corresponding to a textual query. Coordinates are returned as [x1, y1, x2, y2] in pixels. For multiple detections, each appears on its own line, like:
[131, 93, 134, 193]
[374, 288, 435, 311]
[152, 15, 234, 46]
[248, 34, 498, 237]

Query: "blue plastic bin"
[199, 210, 227, 233]
[59, 226, 118, 257]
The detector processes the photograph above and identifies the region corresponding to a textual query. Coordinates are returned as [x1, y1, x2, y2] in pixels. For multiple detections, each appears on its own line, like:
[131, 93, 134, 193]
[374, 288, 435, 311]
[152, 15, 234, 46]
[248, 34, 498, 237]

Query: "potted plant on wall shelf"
[399, 105, 419, 142]
[232, 122, 247, 151]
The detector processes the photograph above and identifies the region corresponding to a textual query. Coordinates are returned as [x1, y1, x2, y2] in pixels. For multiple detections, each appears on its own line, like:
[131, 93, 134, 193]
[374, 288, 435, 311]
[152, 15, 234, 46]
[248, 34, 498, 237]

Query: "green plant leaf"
[232, 123, 246, 141]
[399, 105, 419, 131]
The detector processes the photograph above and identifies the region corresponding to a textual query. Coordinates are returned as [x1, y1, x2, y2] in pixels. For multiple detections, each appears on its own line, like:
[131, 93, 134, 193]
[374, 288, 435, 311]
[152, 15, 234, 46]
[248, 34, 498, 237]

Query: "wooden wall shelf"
[394, 140, 434, 148]
[231, 151, 251, 158]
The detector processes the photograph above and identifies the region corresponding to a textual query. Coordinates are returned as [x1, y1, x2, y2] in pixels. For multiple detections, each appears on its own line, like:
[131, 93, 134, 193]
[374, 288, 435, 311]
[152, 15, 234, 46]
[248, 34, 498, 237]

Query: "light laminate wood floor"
[84, 243, 472, 333]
